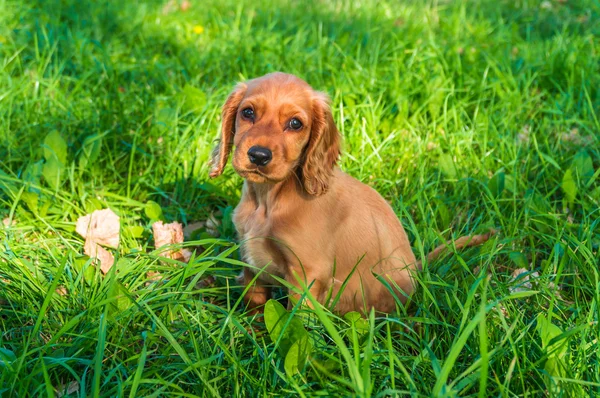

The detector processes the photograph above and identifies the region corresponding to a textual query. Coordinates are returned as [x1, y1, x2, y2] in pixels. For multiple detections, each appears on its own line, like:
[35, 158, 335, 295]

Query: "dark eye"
[241, 108, 254, 120]
[288, 118, 303, 130]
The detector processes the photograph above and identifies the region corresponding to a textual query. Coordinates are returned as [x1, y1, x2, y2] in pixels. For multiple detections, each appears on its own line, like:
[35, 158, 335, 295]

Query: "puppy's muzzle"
[247, 146, 272, 167]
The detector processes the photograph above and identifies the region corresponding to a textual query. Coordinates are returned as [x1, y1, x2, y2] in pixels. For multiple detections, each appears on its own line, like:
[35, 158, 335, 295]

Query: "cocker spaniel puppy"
[210, 72, 492, 314]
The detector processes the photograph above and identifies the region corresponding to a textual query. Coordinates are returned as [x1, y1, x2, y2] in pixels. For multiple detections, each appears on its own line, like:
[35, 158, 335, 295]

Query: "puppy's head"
[209, 72, 340, 196]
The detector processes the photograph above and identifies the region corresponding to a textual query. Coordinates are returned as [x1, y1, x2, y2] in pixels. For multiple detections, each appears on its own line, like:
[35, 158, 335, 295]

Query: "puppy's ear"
[209, 83, 247, 178]
[301, 92, 341, 195]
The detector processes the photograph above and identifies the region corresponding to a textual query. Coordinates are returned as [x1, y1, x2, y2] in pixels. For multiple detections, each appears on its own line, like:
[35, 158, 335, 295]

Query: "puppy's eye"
[288, 118, 303, 130]
[241, 108, 254, 120]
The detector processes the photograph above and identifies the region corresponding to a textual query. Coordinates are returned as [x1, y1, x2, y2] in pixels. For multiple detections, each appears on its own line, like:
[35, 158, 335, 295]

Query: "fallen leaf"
[84, 239, 115, 274]
[76, 209, 120, 248]
[180, 0, 191, 11]
[510, 268, 538, 293]
[152, 221, 192, 262]
[56, 381, 79, 398]
[183, 221, 205, 240]
[517, 124, 531, 144]
[426, 142, 439, 151]
[196, 275, 215, 289]
[162, 0, 176, 14]
[205, 213, 221, 237]
[146, 271, 161, 282]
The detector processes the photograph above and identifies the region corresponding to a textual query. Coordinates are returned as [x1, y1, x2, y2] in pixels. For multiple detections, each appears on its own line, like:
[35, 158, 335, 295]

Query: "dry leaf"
[196, 275, 216, 289]
[510, 268, 538, 293]
[180, 0, 191, 11]
[162, 0, 176, 14]
[426, 142, 439, 151]
[205, 213, 221, 237]
[2, 218, 16, 227]
[152, 221, 192, 262]
[76, 209, 120, 248]
[183, 221, 205, 239]
[146, 271, 161, 282]
[84, 239, 115, 274]
[56, 381, 79, 398]
[517, 125, 531, 144]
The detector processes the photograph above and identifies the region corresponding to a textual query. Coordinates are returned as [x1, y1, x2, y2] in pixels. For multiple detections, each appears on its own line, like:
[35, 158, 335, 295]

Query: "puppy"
[210, 72, 492, 314]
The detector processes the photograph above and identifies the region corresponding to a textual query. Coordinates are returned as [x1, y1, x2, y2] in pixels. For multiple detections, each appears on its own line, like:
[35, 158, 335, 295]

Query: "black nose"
[247, 146, 272, 166]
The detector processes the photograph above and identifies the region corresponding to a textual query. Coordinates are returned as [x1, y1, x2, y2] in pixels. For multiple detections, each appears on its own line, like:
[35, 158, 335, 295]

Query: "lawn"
[1, 0, 599, 396]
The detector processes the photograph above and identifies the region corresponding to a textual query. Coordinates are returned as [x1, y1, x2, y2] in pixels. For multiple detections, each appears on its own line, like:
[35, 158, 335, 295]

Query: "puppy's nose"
[247, 146, 272, 166]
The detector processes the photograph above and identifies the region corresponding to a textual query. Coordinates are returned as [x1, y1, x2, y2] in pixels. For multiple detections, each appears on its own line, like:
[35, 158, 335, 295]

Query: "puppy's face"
[230, 75, 313, 183]
[210, 72, 341, 195]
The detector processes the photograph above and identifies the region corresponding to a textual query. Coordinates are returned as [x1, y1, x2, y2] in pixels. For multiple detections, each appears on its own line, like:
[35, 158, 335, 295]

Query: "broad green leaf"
[85, 197, 105, 213]
[487, 171, 505, 197]
[571, 150, 594, 185]
[264, 299, 308, 357]
[284, 335, 312, 377]
[154, 106, 177, 132]
[182, 84, 207, 112]
[43, 130, 67, 165]
[503, 173, 517, 193]
[79, 134, 102, 170]
[42, 154, 64, 190]
[561, 169, 577, 204]
[23, 160, 43, 186]
[436, 200, 450, 229]
[536, 314, 567, 355]
[124, 225, 144, 239]
[438, 153, 457, 178]
[0, 347, 17, 371]
[427, 75, 445, 119]
[536, 313, 569, 383]
[21, 191, 39, 212]
[84, 265, 96, 285]
[344, 311, 369, 337]
[144, 200, 163, 221]
[110, 282, 132, 313]
[504, 290, 540, 300]
[509, 252, 528, 268]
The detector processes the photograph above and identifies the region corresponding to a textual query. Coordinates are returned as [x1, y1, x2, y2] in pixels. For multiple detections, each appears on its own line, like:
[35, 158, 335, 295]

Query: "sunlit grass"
[0, 0, 599, 396]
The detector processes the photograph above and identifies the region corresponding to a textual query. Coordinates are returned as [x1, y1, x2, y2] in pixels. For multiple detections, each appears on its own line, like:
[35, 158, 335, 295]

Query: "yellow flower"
[193, 25, 204, 34]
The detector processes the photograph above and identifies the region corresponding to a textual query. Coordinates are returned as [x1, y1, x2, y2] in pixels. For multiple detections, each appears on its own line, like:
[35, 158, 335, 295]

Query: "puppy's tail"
[417, 229, 496, 270]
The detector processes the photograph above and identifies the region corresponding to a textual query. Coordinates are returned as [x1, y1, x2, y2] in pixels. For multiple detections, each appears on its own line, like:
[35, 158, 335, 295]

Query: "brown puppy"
[210, 72, 492, 314]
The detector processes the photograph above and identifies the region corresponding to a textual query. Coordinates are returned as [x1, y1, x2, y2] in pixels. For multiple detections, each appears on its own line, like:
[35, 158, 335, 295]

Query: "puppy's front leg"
[240, 268, 272, 314]
[285, 269, 323, 310]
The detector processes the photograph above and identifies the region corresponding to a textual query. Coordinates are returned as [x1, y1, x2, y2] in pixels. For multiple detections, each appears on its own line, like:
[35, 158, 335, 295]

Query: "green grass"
[1, 0, 599, 396]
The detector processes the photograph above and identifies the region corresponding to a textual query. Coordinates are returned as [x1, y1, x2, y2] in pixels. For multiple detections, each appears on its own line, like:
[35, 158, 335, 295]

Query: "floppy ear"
[301, 92, 341, 195]
[209, 83, 247, 178]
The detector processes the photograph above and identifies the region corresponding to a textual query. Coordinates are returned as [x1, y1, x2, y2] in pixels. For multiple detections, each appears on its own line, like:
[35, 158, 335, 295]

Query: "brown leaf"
[152, 221, 192, 262]
[183, 221, 205, 240]
[76, 209, 120, 248]
[84, 238, 115, 274]
[205, 213, 221, 237]
[509, 268, 538, 293]
[56, 381, 79, 398]
[180, 0, 191, 11]
[2, 218, 16, 227]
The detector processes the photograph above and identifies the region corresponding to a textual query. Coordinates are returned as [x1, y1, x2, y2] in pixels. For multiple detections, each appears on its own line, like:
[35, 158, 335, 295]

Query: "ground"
[0, 0, 599, 396]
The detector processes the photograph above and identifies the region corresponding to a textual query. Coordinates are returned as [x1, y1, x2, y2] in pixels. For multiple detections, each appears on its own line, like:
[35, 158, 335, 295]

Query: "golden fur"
[210, 72, 492, 314]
